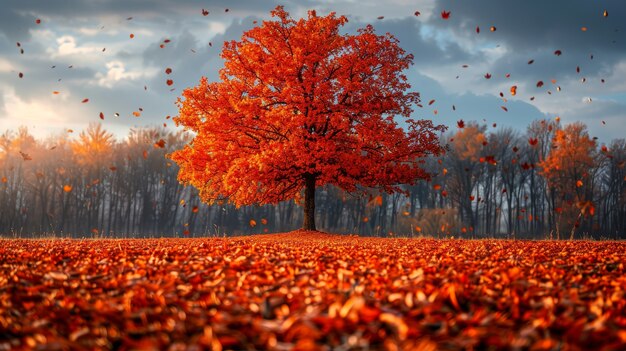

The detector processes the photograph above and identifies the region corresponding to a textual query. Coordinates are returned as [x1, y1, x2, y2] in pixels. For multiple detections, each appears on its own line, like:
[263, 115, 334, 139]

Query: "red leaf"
[441, 10, 451, 19]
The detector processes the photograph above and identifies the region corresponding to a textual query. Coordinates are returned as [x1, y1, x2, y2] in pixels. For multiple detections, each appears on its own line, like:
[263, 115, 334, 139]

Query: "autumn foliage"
[170, 7, 445, 231]
[2, 235, 626, 350]
[539, 123, 597, 238]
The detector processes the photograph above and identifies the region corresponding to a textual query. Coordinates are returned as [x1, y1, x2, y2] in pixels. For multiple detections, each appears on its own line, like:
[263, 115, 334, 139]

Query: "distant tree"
[539, 122, 596, 239]
[170, 6, 445, 231]
[445, 123, 487, 233]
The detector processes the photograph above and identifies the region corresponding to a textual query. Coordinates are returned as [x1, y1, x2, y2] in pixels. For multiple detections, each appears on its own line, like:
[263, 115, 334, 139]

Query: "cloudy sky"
[1, 0, 624, 142]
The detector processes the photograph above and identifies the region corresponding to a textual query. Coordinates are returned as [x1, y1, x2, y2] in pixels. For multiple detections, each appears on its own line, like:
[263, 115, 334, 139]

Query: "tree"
[539, 122, 596, 238]
[445, 123, 487, 233]
[169, 6, 445, 231]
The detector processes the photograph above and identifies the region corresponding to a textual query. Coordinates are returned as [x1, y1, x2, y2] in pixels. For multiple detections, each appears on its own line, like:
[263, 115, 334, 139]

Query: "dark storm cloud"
[0, 0, 277, 41]
[430, 0, 624, 52]
[428, 0, 626, 80]
[344, 17, 474, 66]
[141, 16, 261, 98]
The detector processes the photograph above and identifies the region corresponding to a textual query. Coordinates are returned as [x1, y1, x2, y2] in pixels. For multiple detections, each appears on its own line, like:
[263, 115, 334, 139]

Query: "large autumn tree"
[170, 6, 446, 231]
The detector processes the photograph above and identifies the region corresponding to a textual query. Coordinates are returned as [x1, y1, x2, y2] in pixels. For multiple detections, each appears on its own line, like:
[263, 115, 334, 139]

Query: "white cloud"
[94, 61, 143, 88]
[0, 58, 14, 73]
[47, 35, 102, 58]
[78, 27, 104, 36]
[0, 89, 73, 138]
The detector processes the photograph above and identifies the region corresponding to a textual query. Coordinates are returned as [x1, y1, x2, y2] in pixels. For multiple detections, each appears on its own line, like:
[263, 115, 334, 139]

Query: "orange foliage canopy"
[170, 6, 445, 207]
[539, 123, 595, 195]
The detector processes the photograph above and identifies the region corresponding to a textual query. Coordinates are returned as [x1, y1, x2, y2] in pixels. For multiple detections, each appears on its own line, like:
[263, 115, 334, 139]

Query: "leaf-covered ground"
[1, 232, 625, 350]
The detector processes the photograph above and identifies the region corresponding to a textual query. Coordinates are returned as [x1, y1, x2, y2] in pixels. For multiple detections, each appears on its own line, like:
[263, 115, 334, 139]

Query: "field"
[1, 232, 625, 350]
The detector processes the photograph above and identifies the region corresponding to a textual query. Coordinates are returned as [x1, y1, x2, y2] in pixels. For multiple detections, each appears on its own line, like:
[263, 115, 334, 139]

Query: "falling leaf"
[476, 26, 480, 34]
[603, 9, 608, 17]
[536, 81, 544, 88]
[576, 180, 583, 188]
[130, 33, 135, 39]
[490, 26, 496, 32]
[441, 10, 451, 20]
[457, 120, 465, 128]
[132, 111, 141, 117]
[528, 138, 538, 146]
[581, 27, 587, 32]
[154, 139, 166, 148]
[82, 98, 89, 103]
[484, 73, 491, 79]
[510, 85, 517, 96]
[99, 112, 104, 120]
[414, 11, 421, 16]
[428, 99, 435, 105]
[249, 219, 257, 227]
[63, 185, 72, 193]
[18, 72, 23, 78]
[35, 18, 41, 24]
[528, 59, 534, 65]
[202, 9, 209, 16]
[377, 16, 384, 20]
[501, 106, 508, 112]
[165, 68, 172, 74]
[166, 79, 174, 86]
[19, 151, 32, 161]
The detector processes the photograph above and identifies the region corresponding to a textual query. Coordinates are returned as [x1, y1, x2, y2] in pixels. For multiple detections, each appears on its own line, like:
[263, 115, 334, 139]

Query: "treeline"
[0, 120, 624, 238]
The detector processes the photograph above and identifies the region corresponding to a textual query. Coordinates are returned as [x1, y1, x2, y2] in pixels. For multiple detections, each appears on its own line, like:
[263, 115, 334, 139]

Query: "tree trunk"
[302, 174, 317, 231]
